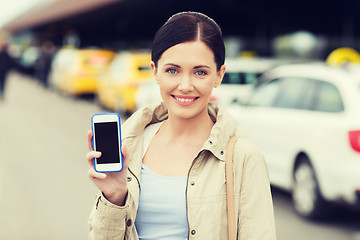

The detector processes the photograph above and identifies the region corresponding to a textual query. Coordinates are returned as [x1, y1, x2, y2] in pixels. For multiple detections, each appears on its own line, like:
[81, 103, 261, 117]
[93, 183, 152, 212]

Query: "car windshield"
[52, 50, 75, 69]
[246, 79, 281, 107]
[109, 55, 127, 74]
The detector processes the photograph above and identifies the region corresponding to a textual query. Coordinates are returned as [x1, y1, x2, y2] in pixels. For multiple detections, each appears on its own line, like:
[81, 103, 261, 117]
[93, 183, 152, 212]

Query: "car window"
[136, 64, 152, 79]
[273, 78, 310, 109]
[296, 79, 318, 110]
[247, 79, 281, 107]
[138, 66, 151, 71]
[313, 82, 344, 112]
[222, 72, 260, 84]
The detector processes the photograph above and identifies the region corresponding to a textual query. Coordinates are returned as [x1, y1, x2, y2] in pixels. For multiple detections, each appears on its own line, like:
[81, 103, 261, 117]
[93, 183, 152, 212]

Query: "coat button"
[191, 181, 195, 186]
[126, 219, 132, 227]
[127, 177, 132, 182]
[209, 140, 213, 145]
[220, 150, 224, 155]
[191, 230, 196, 235]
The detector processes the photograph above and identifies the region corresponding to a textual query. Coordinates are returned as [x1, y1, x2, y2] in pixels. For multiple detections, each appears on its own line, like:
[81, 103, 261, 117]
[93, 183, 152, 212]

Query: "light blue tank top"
[135, 122, 188, 240]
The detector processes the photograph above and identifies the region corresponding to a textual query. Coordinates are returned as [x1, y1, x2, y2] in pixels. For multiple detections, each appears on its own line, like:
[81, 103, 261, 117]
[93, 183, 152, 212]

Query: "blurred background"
[0, 0, 359, 239]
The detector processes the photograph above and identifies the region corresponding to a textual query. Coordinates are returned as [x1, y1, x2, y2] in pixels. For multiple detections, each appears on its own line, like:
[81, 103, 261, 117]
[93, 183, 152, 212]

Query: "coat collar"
[122, 102, 240, 177]
[204, 103, 239, 161]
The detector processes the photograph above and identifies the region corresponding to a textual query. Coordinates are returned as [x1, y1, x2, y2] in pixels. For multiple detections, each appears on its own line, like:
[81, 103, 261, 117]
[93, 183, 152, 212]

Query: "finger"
[121, 145, 128, 159]
[87, 130, 93, 151]
[86, 151, 101, 166]
[121, 145, 130, 169]
[88, 168, 107, 180]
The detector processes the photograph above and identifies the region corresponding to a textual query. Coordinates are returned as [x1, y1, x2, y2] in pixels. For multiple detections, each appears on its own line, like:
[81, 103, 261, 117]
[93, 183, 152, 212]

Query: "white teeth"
[175, 97, 195, 102]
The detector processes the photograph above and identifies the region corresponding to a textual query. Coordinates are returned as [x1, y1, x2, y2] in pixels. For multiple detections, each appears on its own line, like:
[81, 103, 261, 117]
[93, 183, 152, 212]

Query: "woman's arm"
[235, 139, 277, 240]
[86, 130, 131, 239]
[88, 194, 129, 240]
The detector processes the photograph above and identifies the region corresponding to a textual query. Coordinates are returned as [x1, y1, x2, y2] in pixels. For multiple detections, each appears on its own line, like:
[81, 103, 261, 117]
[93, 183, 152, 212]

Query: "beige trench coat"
[88, 103, 277, 240]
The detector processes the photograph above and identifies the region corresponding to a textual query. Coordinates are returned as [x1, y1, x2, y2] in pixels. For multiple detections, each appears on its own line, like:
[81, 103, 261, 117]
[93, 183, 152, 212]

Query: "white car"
[212, 57, 289, 106]
[227, 62, 360, 219]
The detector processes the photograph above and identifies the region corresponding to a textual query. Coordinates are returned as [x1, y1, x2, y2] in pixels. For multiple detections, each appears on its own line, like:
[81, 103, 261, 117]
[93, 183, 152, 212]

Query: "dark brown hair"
[151, 11, 225, 71]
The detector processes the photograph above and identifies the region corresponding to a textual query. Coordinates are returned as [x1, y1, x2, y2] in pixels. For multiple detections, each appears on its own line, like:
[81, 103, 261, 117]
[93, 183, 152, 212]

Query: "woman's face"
[151, 40, 225, 120]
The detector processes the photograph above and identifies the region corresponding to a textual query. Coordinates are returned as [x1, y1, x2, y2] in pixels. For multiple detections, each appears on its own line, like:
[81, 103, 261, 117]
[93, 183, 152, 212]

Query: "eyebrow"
[164, 63, 211, 69]
[194, 65, 211, 69]
[164, 63, 181, 68]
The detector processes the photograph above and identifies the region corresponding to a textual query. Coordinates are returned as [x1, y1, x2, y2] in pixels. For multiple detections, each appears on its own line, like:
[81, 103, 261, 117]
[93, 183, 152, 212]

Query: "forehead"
[159, 41, 216, 67]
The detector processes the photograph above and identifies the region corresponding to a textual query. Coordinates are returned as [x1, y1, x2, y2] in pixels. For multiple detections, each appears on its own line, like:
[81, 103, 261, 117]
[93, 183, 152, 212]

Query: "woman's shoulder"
[232, 136, 267, 169]
[234, 137, 260, 153]
[121, 103, 168, 138]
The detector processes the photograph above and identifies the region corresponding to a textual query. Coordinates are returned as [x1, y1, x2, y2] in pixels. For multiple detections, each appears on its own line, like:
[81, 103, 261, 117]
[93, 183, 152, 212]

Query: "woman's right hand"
[86, 130, 129, 206]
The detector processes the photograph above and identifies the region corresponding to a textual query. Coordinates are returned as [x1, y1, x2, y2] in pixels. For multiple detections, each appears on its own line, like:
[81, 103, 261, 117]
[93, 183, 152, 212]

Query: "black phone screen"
[94, 122, 121, 164]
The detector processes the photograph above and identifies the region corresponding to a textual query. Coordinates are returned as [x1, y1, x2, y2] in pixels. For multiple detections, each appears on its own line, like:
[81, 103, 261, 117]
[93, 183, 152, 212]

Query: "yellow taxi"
[49, 47, 115, 95]
[96, 51, 153, 113]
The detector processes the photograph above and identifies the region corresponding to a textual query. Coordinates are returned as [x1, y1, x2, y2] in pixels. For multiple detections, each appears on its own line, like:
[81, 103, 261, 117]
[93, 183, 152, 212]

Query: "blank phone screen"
[94, 122, 121, 164]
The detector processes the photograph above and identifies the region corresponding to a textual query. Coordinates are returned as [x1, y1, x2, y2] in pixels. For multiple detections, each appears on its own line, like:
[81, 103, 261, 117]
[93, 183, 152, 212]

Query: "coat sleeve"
[234, 139, 277, 240]
[88, 193, 129, 240]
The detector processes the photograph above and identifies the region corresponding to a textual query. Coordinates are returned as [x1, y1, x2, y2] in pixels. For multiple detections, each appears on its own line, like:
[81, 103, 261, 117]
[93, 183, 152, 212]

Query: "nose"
[178, 75, 194, 92]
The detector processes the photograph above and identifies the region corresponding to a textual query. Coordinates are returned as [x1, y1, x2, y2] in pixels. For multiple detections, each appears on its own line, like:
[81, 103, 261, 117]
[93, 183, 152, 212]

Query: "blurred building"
[2, 0, 360, 59]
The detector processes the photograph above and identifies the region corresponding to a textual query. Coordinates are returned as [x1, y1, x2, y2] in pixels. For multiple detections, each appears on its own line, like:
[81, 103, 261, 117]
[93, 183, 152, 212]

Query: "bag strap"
[226, 136, 238, 240]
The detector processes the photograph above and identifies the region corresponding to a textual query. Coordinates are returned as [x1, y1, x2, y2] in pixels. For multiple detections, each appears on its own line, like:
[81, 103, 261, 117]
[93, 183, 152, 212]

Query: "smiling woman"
[152, 40, 224, 121]
[87, 11, 276, 240]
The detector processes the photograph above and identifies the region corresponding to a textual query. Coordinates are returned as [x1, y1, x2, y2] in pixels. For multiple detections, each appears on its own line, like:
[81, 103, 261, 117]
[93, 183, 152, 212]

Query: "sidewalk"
[0, 73, 103, 240]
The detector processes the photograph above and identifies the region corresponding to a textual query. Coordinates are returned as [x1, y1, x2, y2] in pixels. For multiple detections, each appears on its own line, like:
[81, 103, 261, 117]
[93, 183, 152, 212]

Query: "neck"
[163, 108, 214, 143]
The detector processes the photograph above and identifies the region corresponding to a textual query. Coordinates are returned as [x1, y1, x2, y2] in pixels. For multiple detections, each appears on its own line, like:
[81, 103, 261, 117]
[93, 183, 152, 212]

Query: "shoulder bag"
[226, 136, 238, 240]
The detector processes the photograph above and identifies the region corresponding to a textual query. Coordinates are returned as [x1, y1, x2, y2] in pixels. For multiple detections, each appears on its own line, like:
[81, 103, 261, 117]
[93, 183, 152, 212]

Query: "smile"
[175, 97, 195, 102]
[172, 95, 199, 106]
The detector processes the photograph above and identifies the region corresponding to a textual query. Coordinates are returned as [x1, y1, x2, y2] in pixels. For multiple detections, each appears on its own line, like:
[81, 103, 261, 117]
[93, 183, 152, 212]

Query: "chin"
[171, 106, 208, 120]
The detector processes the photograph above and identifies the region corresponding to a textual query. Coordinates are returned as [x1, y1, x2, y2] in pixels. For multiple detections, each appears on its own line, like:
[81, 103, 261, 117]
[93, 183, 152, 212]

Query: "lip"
[172, 95, 199, 106]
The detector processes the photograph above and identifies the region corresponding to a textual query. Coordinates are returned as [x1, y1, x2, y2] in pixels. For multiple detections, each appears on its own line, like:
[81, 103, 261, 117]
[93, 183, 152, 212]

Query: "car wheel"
[292, 157, 330, 219]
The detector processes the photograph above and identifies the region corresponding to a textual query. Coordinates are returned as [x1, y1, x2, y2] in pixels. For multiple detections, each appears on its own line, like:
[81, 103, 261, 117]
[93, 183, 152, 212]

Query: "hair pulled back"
[151, 11, 225, 71]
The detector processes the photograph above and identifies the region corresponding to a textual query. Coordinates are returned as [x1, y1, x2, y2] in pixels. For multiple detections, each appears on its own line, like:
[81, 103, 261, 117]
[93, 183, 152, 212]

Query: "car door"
[237, 77, 318, 189]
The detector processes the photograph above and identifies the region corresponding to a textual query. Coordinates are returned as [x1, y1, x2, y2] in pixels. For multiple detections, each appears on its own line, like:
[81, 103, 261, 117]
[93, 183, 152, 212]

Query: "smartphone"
[91, 113, 123, 172]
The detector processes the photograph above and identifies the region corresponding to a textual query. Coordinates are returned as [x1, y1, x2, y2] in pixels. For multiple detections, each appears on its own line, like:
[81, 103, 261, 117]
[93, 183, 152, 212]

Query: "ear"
[214, 65, 226, 88]
[151, 61, 159, 84]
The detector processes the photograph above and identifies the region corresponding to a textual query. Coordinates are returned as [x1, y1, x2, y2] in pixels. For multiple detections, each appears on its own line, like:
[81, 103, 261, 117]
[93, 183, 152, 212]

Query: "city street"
[0, 72, 359, 240]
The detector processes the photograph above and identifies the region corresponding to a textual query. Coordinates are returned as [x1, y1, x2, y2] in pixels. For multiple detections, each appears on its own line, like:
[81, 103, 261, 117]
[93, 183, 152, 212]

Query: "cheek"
[197, 81, 215, 96]
[158, 77, 175, 93]
[204, 87, 214, 97]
